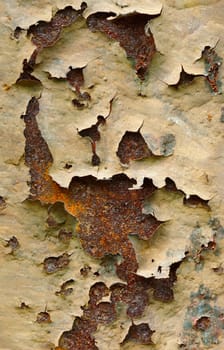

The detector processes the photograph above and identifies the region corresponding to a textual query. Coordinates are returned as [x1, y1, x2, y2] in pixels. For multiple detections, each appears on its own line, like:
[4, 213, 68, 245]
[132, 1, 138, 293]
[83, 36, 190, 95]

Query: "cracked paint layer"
[1, 1, 224, 349]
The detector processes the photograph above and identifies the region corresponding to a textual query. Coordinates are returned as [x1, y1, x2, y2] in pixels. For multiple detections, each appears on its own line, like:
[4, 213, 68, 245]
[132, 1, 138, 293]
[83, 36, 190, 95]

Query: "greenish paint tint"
[181, 284, 224, 348]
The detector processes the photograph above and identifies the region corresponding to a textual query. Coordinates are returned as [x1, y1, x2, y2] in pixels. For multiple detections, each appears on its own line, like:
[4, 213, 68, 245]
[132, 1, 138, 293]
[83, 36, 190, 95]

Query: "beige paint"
[0, 0, 224, 349]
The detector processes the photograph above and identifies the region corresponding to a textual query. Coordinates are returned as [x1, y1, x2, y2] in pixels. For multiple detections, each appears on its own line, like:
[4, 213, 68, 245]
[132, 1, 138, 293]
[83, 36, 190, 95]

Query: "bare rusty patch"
[17, 3, 87, 83]
[16, 56, 42, 86]
[121, 322, 155, 345]
[43, 253, 71, 274]
[78, 97, 114, 165]
[22, 97, 68, 204]
[193, 316, 211, 331]
[86, 12, 158, 79]
[28, 4, 87, 50]
[36, 306, 52, 323]
[22, 97, 161, 281]
[66, 66, 91, 102]
[56, 258, 184, 349]
[116, 128, 152, 164]
[57, 282, 116, 350]
[68, 175, 161, 280]
[55, 279, 75, 297]
[199, 44, 222, 94]
[5, 236, 20, 253]
[117, 129, 175, 164]
[78, 115, 105, 166]
[21, 97, 185, 349]
[110, 260, 183, 320]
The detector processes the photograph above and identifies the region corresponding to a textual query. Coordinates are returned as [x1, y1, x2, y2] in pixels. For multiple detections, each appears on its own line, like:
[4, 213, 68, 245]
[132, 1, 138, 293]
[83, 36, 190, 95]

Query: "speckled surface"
[0, 1, 224, 349]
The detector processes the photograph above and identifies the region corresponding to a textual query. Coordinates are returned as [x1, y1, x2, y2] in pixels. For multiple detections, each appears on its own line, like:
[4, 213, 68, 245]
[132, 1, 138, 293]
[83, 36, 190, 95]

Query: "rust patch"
[22, 97, 68, 204]
[66, 66, 91, 102]
[21, 97, 172, 348]
[58, 319, 98, 350]
[16, 56, 41, 86]
[80, 264, 92, 277]
[121, 322, 155, 345]
[88, 282, 110, 304]
[68, 175, 160, 280]
[43, 252, 71, 274]
[57, 279, 153, 349]
[135, 260, 182, 303]
[87, 12, 158, 79]
[193, 316, 211, 331]
[5, 236, 20, 253]
[117, 129, 175, 164]
[18, 4, 87, 83]
[57, 258, 183, 350]
[58, 282, 116, 350]
[110, 278, 149, 318]
[23, 97, 161, 281]
[28, 4, 87, 50]
[110, 259, 183, 322]
[78, 97, 114, 165]
[36, 307, 52, 323]
[201, 45, 222, 94]
[55, 279, 75, 297]
[116, 128, 152, 164]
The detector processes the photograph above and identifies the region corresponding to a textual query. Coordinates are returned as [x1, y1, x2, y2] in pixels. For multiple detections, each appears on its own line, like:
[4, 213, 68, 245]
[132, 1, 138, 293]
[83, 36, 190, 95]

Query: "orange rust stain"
[23, 97, 161, 281]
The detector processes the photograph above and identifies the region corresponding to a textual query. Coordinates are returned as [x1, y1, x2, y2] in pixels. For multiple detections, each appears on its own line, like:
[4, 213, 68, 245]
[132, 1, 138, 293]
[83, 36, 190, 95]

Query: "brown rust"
[43, 253, 71, 274]
[117, 129, 152, 164]
[36, 310, 52, 323]
[193, 316, 211, 331]
[57, 258, 184, 349]
[88, 282, 109, 305]
[78, 99, 113, 165]
[87, 12, 159, 79]
[57, 281, 116, 350]
[22, 97, 169, 349]
[16, 57, 41, 86]
[22, 97, 69, 205]
[67, 67, 84, 95]
[5, 236, 20, 252]
[201, 45, 222, 94]
[121, 322, 155, 345]
[18, 4, 87, 84]
[28, 3, 87, 50]
[68, 175, 160, 280]
[55, 279, 75, 296]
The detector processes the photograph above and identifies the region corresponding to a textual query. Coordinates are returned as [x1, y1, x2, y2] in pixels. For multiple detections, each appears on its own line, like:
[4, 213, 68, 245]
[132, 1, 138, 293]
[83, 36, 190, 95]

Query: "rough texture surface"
[0, 0, 224, 349]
